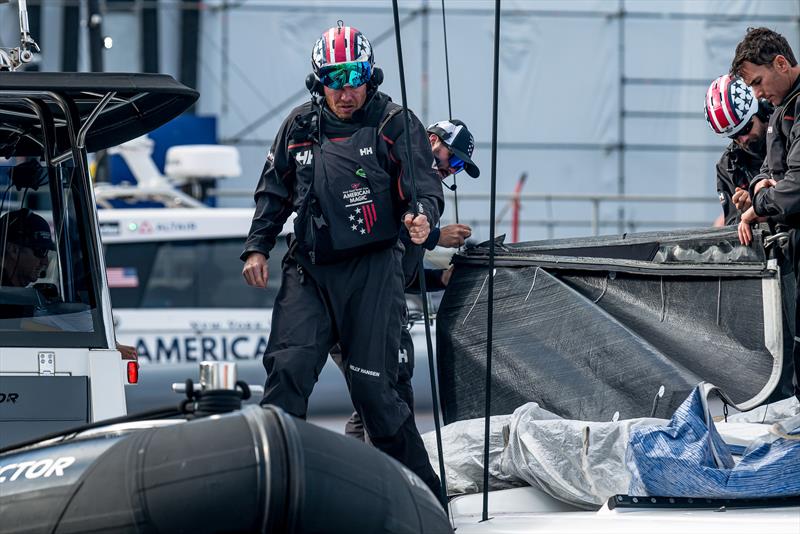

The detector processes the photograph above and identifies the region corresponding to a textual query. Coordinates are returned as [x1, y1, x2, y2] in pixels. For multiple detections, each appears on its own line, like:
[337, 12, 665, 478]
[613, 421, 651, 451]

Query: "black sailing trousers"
[261, 244, 439, 491]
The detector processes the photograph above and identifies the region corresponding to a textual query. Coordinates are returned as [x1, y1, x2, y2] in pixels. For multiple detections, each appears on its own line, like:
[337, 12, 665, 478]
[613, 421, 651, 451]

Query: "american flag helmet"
[311, 21, 374, 77]
[704, 74, 759, 137]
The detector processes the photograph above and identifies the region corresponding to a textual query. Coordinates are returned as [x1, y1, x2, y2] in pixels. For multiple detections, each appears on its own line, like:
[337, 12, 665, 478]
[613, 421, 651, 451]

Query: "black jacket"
[752, 74, 800, 220]
[241, 91, 444, 260]
[716, 142, 765, 225]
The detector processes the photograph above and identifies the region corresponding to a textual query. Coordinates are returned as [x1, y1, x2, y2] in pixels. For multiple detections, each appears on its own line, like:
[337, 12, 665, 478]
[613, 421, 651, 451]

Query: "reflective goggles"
[448, 154, 465, 175]
[729, 118, 754, 139]
[318, 61, 372, 90]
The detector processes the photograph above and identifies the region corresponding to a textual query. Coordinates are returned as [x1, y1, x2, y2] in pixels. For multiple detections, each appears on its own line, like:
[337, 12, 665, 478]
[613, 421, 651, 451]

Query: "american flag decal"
[349, 203, 378, 235]
[107, 267, 139, 288]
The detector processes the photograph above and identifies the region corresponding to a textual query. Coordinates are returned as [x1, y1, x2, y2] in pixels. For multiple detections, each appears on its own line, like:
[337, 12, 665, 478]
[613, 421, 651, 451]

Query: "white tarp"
[421, 414, 524, 495]
[424, 394, 800, 509]
[500, 404, 664, 509]
[423, 402, 665, 508]
[728, 396, 800, 425]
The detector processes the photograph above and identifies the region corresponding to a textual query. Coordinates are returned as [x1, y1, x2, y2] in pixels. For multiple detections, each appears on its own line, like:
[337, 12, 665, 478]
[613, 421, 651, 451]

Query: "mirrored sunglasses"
[318, 61, 372, 90]
[448, 154, 465, 175]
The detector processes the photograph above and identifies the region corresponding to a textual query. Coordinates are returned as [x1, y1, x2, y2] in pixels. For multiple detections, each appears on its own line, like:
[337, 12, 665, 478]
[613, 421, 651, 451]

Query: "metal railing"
[207, 188, 721, 238]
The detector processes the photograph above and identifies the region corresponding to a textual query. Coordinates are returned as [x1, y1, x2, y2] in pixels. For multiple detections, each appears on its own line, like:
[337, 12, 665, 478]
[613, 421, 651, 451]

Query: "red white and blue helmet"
[704, 74, 759, 137]
[311, 22, 374, 77]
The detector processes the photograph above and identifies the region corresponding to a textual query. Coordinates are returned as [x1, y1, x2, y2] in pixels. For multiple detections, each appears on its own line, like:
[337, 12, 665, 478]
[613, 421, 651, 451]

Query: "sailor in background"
[704, 75, 772, 225]
[734, 27, 800, 399]
[241, 22, 444, 495]
[0, 208, 55, 289]
[335, 118, 480, 442]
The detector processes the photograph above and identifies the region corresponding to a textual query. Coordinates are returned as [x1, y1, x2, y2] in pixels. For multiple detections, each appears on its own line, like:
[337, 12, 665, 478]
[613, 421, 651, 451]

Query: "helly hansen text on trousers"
[331, 324, 416, 441]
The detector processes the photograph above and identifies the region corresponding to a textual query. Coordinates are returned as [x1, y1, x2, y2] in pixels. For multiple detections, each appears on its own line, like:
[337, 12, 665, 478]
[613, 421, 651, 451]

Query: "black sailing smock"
[716, 142, 765, 225]
[245, 91, 444, 494]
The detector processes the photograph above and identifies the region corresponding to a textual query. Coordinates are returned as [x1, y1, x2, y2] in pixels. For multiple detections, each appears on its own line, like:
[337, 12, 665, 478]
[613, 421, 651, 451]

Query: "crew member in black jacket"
[241, 23, 444, 494]
[734, 28, 800, 241]
[704, 74, 771, 225]
[733, 27, 800, 398]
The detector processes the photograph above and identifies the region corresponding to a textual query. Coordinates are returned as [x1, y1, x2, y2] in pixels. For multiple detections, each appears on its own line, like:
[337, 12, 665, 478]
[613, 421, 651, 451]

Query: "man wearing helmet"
[732, 27, 800, 399]
[241, 22, 444, 496]
[705, 75, 772, 225]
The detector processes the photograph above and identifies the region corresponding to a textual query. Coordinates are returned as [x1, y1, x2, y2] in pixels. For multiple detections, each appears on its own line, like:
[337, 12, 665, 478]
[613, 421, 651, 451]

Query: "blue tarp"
[626, 384, 800, 498]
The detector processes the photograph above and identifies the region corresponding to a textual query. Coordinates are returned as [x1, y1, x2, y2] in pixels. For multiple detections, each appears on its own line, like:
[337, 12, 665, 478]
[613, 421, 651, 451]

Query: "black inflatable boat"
[0, 402, 451, 533]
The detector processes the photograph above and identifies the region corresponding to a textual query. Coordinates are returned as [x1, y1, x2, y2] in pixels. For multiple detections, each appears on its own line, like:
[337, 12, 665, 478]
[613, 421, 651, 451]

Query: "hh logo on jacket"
[294, 149, 313, 166]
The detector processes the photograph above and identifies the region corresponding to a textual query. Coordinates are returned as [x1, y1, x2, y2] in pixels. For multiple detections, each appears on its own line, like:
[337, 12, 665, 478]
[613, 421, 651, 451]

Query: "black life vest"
[293, 101, 404, 264]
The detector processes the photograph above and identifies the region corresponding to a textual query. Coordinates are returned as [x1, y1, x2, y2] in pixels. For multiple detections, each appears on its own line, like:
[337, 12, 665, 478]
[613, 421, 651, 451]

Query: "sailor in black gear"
[704, 74, 771, 225]
[716, 137, 767, 225]
[241, 24, 445, 496]
[733, 27, 800, 399]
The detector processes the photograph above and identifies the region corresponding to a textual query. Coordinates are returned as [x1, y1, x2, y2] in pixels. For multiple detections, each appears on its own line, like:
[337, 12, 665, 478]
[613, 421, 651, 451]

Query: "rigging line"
[227, 9, 422, 143]
[440, 0, 459, 224]
[464, 272, 490, 324]
[441, 0, 453, 119]
[391, 0, 448, 513]
[524, 265, 540, 302]
[482, 0, 501, 523]
[593, 274, 609, 303]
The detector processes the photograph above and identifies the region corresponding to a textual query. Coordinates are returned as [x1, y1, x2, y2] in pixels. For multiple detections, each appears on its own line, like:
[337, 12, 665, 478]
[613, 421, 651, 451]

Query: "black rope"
[439, 0, 459, 224]
[391, 0, 448, 511]
[441, 0, 452, 121]
[482, 0, 501, 523]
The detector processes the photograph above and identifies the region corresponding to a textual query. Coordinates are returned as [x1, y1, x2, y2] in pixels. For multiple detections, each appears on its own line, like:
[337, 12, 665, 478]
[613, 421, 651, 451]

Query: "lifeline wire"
[391, 0, 448, 511]
[482, 0, 501, 523]
[440, 0, 459, 224]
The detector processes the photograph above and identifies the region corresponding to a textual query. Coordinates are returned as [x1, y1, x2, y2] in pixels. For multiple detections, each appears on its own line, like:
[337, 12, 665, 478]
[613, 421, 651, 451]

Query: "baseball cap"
[426, 119, 480, 178]
[0, 209, 56, 251]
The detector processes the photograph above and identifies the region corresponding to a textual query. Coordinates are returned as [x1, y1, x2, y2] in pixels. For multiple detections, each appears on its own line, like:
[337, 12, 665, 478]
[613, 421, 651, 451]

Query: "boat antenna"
[391, 0, 449, 512]
[439, 0, 460, 224]
[0, 0, 40, 71]
[481, 0, 501, 523]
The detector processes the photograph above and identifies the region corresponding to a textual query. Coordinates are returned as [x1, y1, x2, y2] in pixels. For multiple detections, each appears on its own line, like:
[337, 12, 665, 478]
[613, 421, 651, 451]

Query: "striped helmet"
[311, 22, 374, 76]
[705, 74, 759, 137]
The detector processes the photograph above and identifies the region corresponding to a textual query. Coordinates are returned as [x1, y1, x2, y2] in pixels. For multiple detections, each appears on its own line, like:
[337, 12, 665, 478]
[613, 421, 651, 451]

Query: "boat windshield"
[0, 157, 105, 347]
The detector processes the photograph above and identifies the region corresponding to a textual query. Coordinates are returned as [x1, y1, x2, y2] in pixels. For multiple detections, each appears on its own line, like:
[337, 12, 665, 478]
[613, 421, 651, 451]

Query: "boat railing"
[206, 188, 721, 237]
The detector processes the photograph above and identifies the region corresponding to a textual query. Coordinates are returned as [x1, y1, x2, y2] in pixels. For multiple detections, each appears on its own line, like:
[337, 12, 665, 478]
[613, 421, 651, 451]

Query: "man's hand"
[404, 213, 430, 244]
[116, 342, 138, 361]
[441, 266, 454, 286]
[438, 224, 472, 248]
[732, 187, 752, 211]
[738, 207, 759, 246]
[242, 252, 269, 288]
[754, 178, 777, 195]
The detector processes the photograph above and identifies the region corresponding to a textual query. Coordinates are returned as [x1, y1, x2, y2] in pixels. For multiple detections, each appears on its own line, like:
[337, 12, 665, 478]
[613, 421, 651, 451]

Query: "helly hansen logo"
[359, 147, 373, 156]
[349, 363, 380, 377]
[294, 150, 313, 166]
